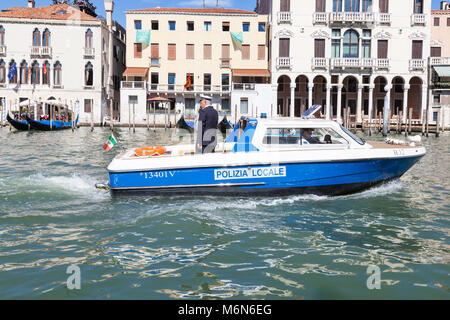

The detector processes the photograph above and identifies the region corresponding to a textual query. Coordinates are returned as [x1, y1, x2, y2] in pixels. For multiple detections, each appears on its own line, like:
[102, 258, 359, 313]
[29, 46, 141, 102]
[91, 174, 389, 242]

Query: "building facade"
[257, 0, 431, 124]
[0, 0, 126, 125]
[120, 8, 270, 126]
[430, 1, 450, 127]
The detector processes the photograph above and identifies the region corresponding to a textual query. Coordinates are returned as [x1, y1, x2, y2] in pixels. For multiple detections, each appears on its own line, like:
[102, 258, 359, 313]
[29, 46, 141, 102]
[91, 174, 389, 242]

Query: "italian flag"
[103, 134, 117, 152]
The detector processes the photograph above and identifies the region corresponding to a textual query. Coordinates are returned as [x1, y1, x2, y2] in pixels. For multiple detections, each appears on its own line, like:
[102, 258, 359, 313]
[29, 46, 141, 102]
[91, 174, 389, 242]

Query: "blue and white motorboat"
[106, 117, 426, 196]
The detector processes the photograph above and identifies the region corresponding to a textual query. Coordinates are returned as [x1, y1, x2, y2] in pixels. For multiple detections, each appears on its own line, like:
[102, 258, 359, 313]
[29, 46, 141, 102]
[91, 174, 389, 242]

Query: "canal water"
[0, 126, 448, 299]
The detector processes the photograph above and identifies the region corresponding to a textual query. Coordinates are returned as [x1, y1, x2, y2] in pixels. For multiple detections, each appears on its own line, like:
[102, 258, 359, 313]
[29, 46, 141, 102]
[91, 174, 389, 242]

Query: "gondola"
[218, 116, 233, 135]
[25, 115, 78, 131]
[176, 115, 195, 134]
[6, 113, 30, 131]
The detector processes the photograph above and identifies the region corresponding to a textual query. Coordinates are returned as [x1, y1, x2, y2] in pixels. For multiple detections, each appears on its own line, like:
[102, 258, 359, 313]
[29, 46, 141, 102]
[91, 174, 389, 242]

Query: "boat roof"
[244, 117, 340, 127]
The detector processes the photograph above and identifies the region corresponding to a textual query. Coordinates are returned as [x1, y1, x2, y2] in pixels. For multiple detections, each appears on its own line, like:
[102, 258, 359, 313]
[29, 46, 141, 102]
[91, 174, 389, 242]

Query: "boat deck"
[368, 141, 417, 149]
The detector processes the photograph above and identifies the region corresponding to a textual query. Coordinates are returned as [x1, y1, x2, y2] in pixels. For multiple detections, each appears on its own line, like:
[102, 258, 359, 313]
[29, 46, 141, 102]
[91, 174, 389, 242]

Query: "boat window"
[263, 127, 348, 146]
[339, 125, 366, 145]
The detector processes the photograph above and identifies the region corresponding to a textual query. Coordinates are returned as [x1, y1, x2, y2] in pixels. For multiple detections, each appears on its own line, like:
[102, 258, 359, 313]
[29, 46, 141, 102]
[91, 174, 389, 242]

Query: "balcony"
[379, 13, 391, 24]
[411, 14, 426, 25]
[278, 11, 292, 24]
[409, 59, 426, 71]
[276, 57, 292, 69]
[431, 57, 450, 65]
[312, 58, 328, 69]
[313, 12, 327, 24]
[0, 46, 6, 56]
[147, 84, 231, 93]
[330, 12, 375, 24]
[83, 47, 95, 58]
[330, 58, 390, 70]
[233, 83, 256, 91]
[121, 81, 146, 90]
[30, 46, 52, 57]
[220, 58, 231, 68]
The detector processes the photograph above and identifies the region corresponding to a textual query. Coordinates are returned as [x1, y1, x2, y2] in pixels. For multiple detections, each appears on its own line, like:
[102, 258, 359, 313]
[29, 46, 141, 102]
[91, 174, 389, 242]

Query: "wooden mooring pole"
[436, 109, 441, 138]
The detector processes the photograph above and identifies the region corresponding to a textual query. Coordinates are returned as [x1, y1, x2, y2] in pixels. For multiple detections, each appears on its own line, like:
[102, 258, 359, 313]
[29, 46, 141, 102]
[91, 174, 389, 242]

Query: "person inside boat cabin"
[197, 94, 218, 154]
[301, 128, 321, 144]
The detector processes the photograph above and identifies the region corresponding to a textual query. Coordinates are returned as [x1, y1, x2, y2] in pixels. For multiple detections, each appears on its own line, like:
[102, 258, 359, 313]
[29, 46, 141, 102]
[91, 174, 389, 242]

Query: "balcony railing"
[220, 58, 231, 68]
[312, 58, 328, 69]
[233, 83, 256, 91]
[379, 13, 391, 24]
[147, 84, 231, 93]
[0, 46, 6, 56]
[431, 57, 450, 65]
[278, 11, 292, 24]
[277, 57, 292, 69]
[121, 81, 146, 89]
[30, 46, 52, 57]
[330, 58, 390, 70]
[313, 12, 327, 24]
[150, 58, 161, 67]
[330, 12, 375, 24]
[83, 47, 95, 58]
[410, 59, 426, 70]
[411, 14, 426, 25]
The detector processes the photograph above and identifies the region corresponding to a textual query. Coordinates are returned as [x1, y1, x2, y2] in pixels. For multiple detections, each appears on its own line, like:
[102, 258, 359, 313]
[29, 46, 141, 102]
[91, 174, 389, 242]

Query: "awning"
[232, 69, 270, 77]
[433, 66, 450, 77]
[123, 67, 149, 77]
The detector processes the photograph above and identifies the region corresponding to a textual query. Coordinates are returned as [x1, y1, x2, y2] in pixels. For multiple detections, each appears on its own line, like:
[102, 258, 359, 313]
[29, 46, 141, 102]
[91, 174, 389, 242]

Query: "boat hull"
[26, 116, 76, 131]
[6, 114, 30, 131]
[108, 155, 423, 196]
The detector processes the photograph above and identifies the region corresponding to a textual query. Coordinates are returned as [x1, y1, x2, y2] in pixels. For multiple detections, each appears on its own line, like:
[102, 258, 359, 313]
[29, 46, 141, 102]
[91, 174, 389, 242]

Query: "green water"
[0, 127, 449, 299]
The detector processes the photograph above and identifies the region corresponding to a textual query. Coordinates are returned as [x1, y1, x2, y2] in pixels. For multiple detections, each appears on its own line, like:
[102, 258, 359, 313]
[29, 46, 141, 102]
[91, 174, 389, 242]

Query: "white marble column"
[421, 85, 428, 123]
[403, 84, 410, 123]
[326, 84, 332, 120]
[308, 83, 314, 109]
[368, 85, 374, 123]
[357, 85, 364, 123]
[337, 84, 343, 124]
[290, 83, 296, 118]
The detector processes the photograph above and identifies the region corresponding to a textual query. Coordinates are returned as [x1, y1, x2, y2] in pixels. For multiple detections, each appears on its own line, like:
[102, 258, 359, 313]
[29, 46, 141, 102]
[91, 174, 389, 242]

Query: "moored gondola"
[176, 115, 195, 134]
[25, 115, 78, 131]
[6, 113, 30, 131]
[218, 116, 233, 135]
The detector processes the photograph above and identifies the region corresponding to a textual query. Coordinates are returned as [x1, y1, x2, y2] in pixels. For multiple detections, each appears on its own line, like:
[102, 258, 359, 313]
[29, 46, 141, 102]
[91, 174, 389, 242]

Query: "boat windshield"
[263, 127, 348, 146]
[340, 125, 366, 145]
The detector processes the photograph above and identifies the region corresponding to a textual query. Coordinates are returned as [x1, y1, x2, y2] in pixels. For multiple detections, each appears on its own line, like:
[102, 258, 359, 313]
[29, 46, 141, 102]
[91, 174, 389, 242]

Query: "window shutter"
[279, 38, 290, 57]
[204, 44, 212, 60]
[431, 47, 442, 57]
[280, 0, 290, 12]
[316, 0, 325, 12]
[134, 43, 142, 59]
[242, 45, 250, 60]
[168, 44, 176, 60]
[186, 44, 194, 59]
[151, 43, 159, 58]
[377, 40, 388, 59]
[314, 39, 325, 58]
[379, 0, 389, 13]
[258, 45, 265, 60]
[412, 40, 423, 59]
[222, 44, 230, 58]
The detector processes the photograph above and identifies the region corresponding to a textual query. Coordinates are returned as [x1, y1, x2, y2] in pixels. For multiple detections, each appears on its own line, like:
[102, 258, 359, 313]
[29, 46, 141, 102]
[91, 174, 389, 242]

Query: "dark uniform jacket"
[197, 106, 218, 147]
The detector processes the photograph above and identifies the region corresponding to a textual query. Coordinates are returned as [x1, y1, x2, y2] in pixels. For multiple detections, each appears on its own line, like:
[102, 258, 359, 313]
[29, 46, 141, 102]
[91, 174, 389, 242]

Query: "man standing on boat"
[197, 95, 218, 154]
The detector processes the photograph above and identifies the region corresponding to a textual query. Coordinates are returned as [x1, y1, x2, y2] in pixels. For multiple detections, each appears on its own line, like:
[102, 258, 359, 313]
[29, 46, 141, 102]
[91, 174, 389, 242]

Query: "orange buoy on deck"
[135, 146, 166, 157]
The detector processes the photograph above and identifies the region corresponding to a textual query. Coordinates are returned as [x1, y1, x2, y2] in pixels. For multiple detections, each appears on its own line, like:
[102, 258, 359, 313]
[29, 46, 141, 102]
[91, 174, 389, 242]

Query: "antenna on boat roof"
[302, 105, 322, 119]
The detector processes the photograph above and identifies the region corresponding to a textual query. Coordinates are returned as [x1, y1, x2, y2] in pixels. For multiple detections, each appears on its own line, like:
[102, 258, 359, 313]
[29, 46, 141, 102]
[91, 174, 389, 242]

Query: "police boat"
[106, 109, 426, 196]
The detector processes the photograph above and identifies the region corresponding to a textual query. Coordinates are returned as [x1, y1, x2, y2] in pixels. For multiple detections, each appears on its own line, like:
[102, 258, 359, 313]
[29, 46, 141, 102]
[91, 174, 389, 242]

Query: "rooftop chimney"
[28, 0, 35, 8]
[441, 1, 448, 10]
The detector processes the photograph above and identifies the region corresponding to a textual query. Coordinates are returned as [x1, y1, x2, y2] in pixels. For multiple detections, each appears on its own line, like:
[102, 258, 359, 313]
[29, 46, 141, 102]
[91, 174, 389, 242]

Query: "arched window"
[0, 26, 5, 46]
[8, 60, 16, 84]
[20, 60, 28, 84]
[42, 29, 51, 47]
[32, 28, 40, 47]
[343, 30, 359, 58]
[344, 0, 360, 12]
[0, 60, 5, 84]
[85, 29, 93, 49]
[42, 61, 50, 85]
[85, 62, 93, 86]
[31, 61, 40, 85]
[53, 61, 62, 86]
